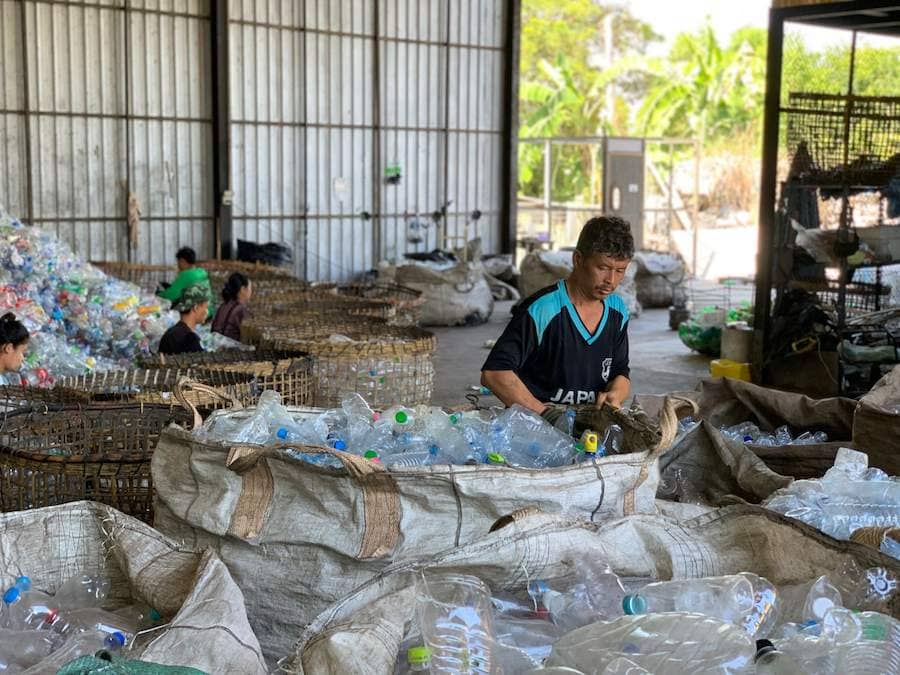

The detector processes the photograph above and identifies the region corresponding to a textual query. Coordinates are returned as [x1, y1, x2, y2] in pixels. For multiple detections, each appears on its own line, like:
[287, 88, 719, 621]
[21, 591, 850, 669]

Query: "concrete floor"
[430, 300, 711, 409]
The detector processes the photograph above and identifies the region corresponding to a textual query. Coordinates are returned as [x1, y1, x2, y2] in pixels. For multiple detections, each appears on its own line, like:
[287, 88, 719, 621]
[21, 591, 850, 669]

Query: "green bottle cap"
[622, 594, 647, 615]
[364, 450, 380, 460]
[395, 410, 408, 424]
[487, 452, 506, 465]
[407, 646, 431, 665]
[449, 413, 461, 425]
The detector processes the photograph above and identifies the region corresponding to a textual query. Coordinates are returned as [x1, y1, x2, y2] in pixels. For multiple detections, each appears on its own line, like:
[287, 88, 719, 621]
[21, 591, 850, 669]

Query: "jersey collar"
[558, 280, 606, 345]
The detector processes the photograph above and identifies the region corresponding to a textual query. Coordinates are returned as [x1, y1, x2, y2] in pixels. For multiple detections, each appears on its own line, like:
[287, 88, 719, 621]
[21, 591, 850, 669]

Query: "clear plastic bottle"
[0, 628, 56, 670]
[833, 611, 900, 675]
[386, 451, 435, 469]
[622, 575, 755, 626]
[738, 572, 780, 638]
[493, 614, 564, 666]
[601, 425, 624, 455]
[778, 575, 842, 626]
[2, 586, 58, 629]
[114, 602, 162, 630]
[754, 639, 805, 674]
[565, 408, 576, 437]
[774, 425, 793, 446]
[496, 405, 574, 468]
[382, 406, 417, 431]
[526, 582, 597, 633]
[53, 607, 135, 644]
[51, 574, 110, 612]
[415, 574, 495, 674]
[21, 629, 123, 674]
[545, 612, 755, 674]
[580, 562, 626, 621]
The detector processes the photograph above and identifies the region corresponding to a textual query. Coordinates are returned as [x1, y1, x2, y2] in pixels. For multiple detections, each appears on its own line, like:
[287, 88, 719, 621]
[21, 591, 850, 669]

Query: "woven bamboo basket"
[0, 385, 93, 407]
[253, 295, 397, 322]
[203, 261, 300, 298]
[289, 282, 424, 325]
[55, 368, 255, 409]
[200, 259, 295, 279]
[267, 325, 436, 407]
[0, 402, 192, 522]
[335, 282, 424, 314]
[139, 348, 314, 406]
[240, 313, 387, 347]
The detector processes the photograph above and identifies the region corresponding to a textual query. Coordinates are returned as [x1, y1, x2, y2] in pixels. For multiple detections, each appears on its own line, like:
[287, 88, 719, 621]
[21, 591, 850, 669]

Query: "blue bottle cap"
[3, 587, 20, 605]
[333, 439, 347, 451]
[15, 576, 31, 592]
[428, 444, 439, 456]
[105, 631, 126, 648]
[528, 580, 549, 596]
[276, 428, 288, 440]
[622, 594, 647, 615]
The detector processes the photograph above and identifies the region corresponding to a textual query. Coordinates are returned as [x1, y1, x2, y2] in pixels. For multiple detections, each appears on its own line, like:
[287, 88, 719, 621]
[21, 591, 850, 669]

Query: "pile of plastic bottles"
[196, 325, 252, 353]
[720, 421, 829, 447]
[194, 391, 625, 469]
[764, 448, 900, 557]
[0, 571, 161, 672]
[0, 212, 181, 382]
[398, 556, 900, 674]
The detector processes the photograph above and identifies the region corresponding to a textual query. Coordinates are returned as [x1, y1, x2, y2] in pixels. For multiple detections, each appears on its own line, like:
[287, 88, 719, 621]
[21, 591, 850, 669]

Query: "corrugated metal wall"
[1, 0, 512, 281]
[0, 0, 213, 264]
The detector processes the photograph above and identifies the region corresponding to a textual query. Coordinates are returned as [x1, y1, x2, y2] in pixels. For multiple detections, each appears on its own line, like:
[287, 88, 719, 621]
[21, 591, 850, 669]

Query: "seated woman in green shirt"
[157, 247, 213, 318]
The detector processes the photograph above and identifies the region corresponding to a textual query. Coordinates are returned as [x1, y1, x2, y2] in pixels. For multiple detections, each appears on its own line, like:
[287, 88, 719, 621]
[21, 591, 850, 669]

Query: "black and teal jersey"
[482, 280, 630, 404]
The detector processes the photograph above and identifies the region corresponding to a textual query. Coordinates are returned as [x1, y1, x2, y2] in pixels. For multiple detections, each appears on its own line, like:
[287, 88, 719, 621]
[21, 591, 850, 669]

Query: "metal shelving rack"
[752, 0, 900, 397]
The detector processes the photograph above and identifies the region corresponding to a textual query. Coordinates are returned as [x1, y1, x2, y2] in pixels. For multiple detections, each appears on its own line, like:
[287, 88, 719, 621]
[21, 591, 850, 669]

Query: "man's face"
[193, 302, 209, 323]
[176, 258, 189, 272]
[573, 252, 631, 301]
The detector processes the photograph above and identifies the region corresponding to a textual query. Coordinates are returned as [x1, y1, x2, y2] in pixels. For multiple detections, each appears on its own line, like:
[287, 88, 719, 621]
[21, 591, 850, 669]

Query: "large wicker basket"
[334, 282, 425, 325]
[0, 385, 93, 408]
[140, 348, 314, 406]
[252, 295, 396, 322]
[55, 368, 255, 409]
[240, 314, 387, 347]
[267, 325, 436, 407]
[0, 402, 192, 522]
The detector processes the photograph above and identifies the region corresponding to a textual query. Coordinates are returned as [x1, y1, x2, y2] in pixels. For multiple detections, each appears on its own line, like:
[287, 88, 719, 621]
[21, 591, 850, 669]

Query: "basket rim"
[0, 403, 190, 462]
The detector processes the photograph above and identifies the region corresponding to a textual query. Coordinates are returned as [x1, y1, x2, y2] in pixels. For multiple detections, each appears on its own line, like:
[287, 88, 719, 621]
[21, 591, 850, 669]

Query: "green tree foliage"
[635, 24, 766, 148]
[518, 0, 658, 200]
[782, 36, 900, 98]
[518, 2, 900, 205]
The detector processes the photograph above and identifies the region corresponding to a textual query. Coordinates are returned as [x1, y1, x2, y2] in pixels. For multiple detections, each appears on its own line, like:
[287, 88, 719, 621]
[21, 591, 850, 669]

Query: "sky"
[625, 0, 897, 52]
[627, 0, 769, 51]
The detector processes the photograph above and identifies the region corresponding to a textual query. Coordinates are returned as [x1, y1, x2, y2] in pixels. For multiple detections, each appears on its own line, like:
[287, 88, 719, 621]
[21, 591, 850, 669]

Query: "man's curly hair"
[575, 216, 635, 260]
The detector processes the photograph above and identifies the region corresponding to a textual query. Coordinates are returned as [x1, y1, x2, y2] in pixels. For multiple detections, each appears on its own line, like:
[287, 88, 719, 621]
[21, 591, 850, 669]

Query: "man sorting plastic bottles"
[481, 216, 633, 426]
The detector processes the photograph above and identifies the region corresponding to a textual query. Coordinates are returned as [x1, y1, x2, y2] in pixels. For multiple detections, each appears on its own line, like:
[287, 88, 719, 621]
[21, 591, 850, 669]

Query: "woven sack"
[151, 396, 691, 661]
[0, 501, 265, 673]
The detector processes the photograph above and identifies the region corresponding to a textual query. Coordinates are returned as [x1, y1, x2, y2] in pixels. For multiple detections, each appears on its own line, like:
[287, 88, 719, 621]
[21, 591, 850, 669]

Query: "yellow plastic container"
[710, 359, 751, 382]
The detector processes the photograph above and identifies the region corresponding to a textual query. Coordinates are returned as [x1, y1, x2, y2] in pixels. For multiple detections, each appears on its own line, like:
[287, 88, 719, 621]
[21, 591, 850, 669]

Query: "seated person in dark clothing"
[211, 272, 252, 342]
[481, 216, 634, 415]
[158, 284, 210, 355]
